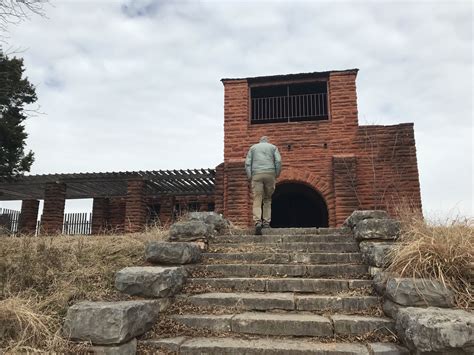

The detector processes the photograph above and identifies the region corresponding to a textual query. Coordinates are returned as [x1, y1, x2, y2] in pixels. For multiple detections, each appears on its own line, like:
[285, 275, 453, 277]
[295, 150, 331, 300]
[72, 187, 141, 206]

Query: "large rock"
[115, 266, 186, 298]
[187, 212, 229, 234]
[354, 218, 400, 240]
[395, 307, 474, 354]
[385, 278, 454, 307]
[344, 210, 389, 229]
[145, 242, 201, 264]
[63, 301, 159, 345]
[168, 220, 213, 242]
[373, 271, 396, 295]
[359, 241, 395, 267]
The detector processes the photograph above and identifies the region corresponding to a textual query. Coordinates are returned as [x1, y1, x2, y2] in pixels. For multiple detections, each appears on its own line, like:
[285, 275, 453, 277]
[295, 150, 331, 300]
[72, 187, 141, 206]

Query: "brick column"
[333, 155, 359, 226]
[42, 182, 66, 235]
[328, 72, 359, 133]
[91, 197, 109, 234]
[109, 197, 126, 232]
[159, 196, 175, 227]
[19, 199, 40, 235]
[125, 179, 146, 233]
[214, 163, 224, 214]
[224, 160, 250, 227]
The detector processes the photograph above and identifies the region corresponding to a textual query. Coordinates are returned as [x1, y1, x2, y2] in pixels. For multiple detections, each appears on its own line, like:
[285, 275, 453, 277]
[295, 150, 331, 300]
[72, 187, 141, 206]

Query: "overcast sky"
[0, 0, 472, 219]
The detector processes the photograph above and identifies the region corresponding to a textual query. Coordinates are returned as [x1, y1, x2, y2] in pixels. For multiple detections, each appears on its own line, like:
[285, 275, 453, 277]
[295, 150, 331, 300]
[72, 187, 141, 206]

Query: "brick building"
[0, 69, 422, 234]
[214, 69, 422, 227]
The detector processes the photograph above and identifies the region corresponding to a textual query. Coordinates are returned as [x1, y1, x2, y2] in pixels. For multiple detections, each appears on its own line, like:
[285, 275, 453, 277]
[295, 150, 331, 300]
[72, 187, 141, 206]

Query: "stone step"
[187, 277, 372, 293]
[265, 227, 351, 235]
[203, 252, 362, 264]
[141, 337, 409, 355]
[186, 292, 380, 312]
[210, 242, 360, 253]
[230, 227, 351, 236]
[170, 312, 394, 337]
[186, 263, 369, 278]
[214, 234, 351, 243]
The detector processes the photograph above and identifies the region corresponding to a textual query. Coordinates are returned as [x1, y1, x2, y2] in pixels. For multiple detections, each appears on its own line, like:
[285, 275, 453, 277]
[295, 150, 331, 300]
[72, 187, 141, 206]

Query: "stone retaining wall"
[346, 210, 474, 354]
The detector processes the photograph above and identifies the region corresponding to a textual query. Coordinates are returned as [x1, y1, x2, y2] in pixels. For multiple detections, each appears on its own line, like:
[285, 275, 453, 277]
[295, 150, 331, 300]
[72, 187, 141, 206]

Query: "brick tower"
[214, 69, 422, 227]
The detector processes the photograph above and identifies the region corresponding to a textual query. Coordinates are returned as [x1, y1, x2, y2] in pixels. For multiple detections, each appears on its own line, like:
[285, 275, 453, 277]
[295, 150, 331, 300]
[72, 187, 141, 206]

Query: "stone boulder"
[395, 307, 474, 354]
[115, 266, 186, 298]
[385, 278, 454, 307]
[187, 212, 229, 234]
[344, 210, 389, 229]
[63, 300, 158, 344]
[373, 271, 396, 295]
[168, 220, 213, 242]
[145, 242, 201, 265]
[354, 218, 400, 241]
[359, 241, 395, 267]
[382, 299, 403, 318]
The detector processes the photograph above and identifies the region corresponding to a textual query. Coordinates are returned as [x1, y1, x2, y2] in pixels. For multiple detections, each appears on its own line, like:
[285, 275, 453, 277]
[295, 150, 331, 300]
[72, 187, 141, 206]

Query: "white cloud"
[1, 0, 472, 217]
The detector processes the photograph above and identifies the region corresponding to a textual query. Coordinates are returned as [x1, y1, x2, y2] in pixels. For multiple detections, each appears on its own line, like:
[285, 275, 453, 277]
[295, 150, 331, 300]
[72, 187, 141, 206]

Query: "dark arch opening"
[271, 182, 329, 228]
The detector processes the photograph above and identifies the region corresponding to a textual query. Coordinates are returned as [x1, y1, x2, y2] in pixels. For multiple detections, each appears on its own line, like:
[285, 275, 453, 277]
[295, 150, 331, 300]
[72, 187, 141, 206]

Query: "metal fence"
[0, 208, 20, 233]
[62, 212, 92, 235]
[0, 209, 92, 235]
[251, 92, 328, 123]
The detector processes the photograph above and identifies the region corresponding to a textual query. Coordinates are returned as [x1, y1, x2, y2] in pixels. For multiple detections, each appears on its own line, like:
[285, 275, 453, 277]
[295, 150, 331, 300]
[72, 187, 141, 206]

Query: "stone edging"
[346, 210, 474, 354]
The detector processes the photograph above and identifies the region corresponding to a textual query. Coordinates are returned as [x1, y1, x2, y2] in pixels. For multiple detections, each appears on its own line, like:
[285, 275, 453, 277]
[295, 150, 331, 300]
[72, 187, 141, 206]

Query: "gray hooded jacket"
[245, 137, 282, 179]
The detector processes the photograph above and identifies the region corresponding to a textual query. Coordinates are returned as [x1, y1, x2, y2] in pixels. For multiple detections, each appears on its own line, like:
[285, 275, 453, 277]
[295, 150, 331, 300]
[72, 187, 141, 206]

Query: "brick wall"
[91, 197, 109, 234]
[158, 196, 175, 227]
[108, 197, 126, 232]
[221, 70, 422, 226]
[333, 155, 359, 226]
[125, 179, 146, 233]
[354, 124, 422, 214]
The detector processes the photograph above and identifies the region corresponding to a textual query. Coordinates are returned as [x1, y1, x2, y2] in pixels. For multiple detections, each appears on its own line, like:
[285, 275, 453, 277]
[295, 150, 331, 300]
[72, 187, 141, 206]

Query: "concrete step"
[210, 242, 360, 253]
[187, 277, 372, 293]
[170, 312, 394, 337]
[141, 337, 410, 354]
[203, 252, 362, 264]
[186, 263, 369, 278]
[186, 292, 380, 312]
[214, 234, 351, 243]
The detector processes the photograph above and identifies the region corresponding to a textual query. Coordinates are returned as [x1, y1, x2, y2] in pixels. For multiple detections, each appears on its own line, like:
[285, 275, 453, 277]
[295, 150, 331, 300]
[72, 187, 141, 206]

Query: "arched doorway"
[271, 182, 329, 228]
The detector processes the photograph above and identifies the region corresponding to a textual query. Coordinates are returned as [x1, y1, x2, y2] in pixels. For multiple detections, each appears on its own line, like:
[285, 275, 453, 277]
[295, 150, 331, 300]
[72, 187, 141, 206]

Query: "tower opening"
[271, 182, 328, 228]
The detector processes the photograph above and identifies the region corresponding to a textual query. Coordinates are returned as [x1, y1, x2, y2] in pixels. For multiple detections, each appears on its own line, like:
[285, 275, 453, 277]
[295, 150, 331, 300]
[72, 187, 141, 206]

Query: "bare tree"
[0, 0, 47, 33]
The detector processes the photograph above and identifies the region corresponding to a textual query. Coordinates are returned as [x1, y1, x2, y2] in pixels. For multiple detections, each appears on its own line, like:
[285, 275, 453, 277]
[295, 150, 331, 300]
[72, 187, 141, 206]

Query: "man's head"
[259, 136, 269, 143]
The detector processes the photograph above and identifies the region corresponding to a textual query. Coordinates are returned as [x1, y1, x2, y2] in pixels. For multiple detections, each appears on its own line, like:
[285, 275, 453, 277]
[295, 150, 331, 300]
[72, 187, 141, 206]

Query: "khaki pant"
[251, 172, 276, 224]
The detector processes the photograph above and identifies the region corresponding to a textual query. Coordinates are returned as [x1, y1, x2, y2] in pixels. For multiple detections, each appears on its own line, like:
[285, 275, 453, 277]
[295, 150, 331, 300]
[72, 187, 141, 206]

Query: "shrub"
[387, 215, 473, 309]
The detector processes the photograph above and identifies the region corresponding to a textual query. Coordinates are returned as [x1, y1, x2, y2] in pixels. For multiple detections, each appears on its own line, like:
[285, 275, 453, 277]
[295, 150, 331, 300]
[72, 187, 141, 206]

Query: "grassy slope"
[0, 230, 166, 352]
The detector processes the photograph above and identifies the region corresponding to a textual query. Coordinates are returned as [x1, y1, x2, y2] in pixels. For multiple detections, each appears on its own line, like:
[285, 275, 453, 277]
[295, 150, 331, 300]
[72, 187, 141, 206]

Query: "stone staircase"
[140, 227, 408, 354]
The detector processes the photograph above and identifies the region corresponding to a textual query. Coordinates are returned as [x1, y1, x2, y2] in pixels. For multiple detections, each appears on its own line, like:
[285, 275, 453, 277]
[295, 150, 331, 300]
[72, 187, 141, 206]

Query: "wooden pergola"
[0, 169, 216, 201]
[0, 169, 217, 235]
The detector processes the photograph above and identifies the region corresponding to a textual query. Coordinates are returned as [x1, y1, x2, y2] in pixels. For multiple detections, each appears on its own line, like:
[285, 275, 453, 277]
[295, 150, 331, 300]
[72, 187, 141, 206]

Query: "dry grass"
[0, 227, 168, 353]
[386, 214, 473, 309]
